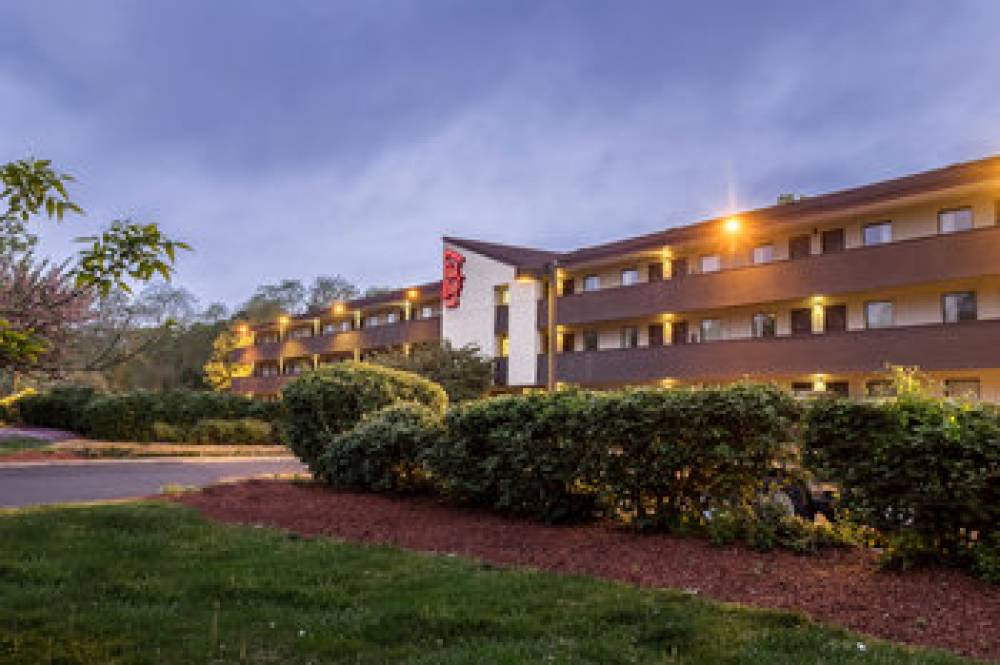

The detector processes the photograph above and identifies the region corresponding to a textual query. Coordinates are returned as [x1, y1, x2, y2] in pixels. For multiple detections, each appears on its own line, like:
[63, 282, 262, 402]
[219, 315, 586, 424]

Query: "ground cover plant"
[0, 501, 974, 664]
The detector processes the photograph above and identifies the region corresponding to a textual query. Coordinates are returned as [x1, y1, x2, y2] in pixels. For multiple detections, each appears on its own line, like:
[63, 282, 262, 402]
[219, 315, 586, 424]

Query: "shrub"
[592, 384, 800, 529]
[319, 402, 444, 492]
[426, 389, 600, 522]
[281, 362, 448, 473]
[79, 390, 281, 442]
[16, 385, 97, 432]
[804, 394, 1000, 572]
[189, 418, 274, 444]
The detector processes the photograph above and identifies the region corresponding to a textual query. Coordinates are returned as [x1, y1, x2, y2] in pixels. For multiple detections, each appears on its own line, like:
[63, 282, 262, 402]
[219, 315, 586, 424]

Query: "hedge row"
[804, 395, 1000, 577]
[15, 386, 283, 443]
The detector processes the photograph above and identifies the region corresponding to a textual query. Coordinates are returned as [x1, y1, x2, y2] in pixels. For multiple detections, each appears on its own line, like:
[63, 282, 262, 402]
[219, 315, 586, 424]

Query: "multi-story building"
[233, 154, 1000, 401]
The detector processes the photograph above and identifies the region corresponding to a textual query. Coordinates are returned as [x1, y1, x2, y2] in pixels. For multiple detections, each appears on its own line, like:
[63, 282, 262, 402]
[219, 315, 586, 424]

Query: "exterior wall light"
[724, 217, 741, 235]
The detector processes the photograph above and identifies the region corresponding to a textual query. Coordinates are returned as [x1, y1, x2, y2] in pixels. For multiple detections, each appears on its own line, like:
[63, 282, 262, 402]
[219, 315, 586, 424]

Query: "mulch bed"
[0, 450, 82, 463]
[173, 480, 1000, 662]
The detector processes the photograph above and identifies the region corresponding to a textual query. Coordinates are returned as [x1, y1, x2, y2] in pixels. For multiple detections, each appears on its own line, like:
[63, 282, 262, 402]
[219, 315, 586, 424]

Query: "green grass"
[0, 436, 50, 457]
[0, 503, 973, 664]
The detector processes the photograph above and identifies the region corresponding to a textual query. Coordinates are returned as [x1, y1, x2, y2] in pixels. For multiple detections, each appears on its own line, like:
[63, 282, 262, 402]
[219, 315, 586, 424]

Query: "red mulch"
[172, 480, 1000, 662]
[0, 450, 81, 463]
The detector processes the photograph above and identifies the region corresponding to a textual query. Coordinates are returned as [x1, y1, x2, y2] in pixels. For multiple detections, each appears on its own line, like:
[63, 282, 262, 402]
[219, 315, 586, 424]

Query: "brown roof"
[450, 153, 1000, 270]
[444, 236, 560, 271]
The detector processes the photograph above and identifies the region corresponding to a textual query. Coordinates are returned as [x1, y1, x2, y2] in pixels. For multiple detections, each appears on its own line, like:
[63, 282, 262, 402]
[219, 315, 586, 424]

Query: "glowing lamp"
[406, 288, 419, 300]
[333, 303, 346, 315]
[723, 217, 741, 235]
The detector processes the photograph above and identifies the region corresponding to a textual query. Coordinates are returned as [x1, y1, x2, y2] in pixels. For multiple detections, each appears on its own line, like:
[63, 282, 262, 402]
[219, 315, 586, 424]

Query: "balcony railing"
[540, 226, 1000, 326]
[538, 319, 1000, 385]
[233, 316, 441, 363]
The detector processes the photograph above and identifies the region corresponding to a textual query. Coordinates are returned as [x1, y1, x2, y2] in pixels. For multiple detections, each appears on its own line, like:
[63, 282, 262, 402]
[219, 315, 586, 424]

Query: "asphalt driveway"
[0, 457, 306, 508]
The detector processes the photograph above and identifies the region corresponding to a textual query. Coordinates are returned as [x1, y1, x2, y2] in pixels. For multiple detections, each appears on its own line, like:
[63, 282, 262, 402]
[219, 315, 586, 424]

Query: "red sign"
[442, 249, 466, 308]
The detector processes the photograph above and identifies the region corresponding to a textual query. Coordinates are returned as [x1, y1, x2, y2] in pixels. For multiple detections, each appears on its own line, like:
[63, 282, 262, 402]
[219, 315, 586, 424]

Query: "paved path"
[0, 457, 306, 508]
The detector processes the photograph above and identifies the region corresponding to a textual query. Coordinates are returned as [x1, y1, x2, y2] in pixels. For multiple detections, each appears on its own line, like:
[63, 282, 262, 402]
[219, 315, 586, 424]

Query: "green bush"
[591, 384, 800, 529]
[319, 402, 444, 492]
[16, 385, 98, 432]
[189, 418, 274, 444]
[282, 362, 448, 473]
[426, 389, 600, 522]
[425, 383, 799, 526]
[78, 390, 282, 442]
[804, 394, 1000, 573]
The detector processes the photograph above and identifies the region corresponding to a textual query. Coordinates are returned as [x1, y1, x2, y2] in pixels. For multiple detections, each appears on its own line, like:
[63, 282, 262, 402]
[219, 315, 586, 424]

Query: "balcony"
[233, 317, 441, 364]
[539, 319, 1000, 385]
[230, 375, 287, 395]
[541, 226, 1000, 326]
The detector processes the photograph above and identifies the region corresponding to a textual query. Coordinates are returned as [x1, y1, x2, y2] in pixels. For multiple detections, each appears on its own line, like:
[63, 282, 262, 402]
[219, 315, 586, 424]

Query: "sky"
[3, 1, 1000, 308]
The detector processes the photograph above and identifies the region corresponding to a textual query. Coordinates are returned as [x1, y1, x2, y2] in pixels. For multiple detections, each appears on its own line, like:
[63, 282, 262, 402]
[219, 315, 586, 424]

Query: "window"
[866, 380, 896, 398]
[700, 255, 721, 273]
[945, 379, 980, 400]
[620, 326, 639, 349]
[648, 324, 664, 346]
[670, 257, 688, 279]
[939, 207, 973, 234]
[620, 268, 639, 287]
[790, 308, 812, 335]
[791, 382, 814, 397]
[257, 363, 280, 377]
[751, 313, 776, 338]
[258, 331, 280, 344]
[671, 320, 689, 345]
[561, 278, 575, 296]
[752, 244, 774, 264]
[865, 301, 894, 329]
[339, 319, 353, 332]
[322, 322, 337, 335]
[700, 318, 722, 342]
[561, 332, 575, 353]
[863, 221, 892, 246]
[289, 327, 313, 339]
[365, 315, 381, 328]
[583, 330, 599, 351]
[821, 228, 845, 254]
[385, 312, 398, 324]
[583, 275, 600, 292]
[789, 235, 811, 260]
[494, 285, 510, 306]
[824, 304, 847, 333]
[826, 381, 850, 398]
[943, 291, 977, 323]
[648, 263, 663, 282]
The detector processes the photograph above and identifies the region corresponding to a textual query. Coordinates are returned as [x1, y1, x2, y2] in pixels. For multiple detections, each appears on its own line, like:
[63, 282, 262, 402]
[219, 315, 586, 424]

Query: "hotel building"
[232, 155, 1000, 401]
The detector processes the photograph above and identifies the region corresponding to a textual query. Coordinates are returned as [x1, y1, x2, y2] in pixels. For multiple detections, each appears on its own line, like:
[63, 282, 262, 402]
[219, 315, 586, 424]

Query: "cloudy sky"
[3, 1, 999, 307]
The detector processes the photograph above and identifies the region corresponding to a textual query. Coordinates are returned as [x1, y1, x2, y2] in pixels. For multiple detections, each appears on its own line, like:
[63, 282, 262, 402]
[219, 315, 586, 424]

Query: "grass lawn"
[0, 503, 973, 665]
[0, 437, 50, 457]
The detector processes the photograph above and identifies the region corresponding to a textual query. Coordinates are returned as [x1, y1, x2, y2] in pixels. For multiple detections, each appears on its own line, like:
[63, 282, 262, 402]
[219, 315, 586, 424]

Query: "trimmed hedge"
[282, 361, 448, 473]
[152, 418, 275, 444]
[424, 383, 800, 525]
[16, 385, 97, 433]
[426, 389, 601, 522]
[18, 387, 282, 443]
[804, 394, 1000, 570]
[319, 402, 445, 492]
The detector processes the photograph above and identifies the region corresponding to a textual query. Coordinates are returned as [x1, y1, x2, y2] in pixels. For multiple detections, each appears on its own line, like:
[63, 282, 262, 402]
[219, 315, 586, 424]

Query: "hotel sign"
[442, 249, 466, 308]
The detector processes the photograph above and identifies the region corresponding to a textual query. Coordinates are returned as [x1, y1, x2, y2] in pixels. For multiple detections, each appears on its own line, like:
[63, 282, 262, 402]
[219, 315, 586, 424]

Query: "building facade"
[233, 155, 1000, 401]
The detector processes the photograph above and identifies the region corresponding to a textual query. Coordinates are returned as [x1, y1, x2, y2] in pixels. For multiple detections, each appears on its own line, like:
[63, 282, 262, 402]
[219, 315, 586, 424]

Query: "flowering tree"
[0, 157, 190, 378]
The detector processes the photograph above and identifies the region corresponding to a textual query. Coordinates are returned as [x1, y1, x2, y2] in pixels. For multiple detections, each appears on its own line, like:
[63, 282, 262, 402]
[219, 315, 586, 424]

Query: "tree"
[370, 342, 492, 402]
[203, 327, 252, 391]
[0, 157, 189, 376]
[308, 275, 359, 310]
[363, 285, 395, 298]
[240, 279, 307, 322]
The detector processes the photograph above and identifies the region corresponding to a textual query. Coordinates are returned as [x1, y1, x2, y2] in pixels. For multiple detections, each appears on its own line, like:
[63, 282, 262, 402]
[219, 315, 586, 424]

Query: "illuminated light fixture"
[723, 217, 741, 235]
[661, 312, 674, 323]
[406, 288, 419, 300]
[662, 246, 674, 259]
[333, 302, 346, 315]
[812, 373, 827, 393]
[237, 324, 248, 334]
[278, 316, 289, 326]
[811, 295, 825, 305]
